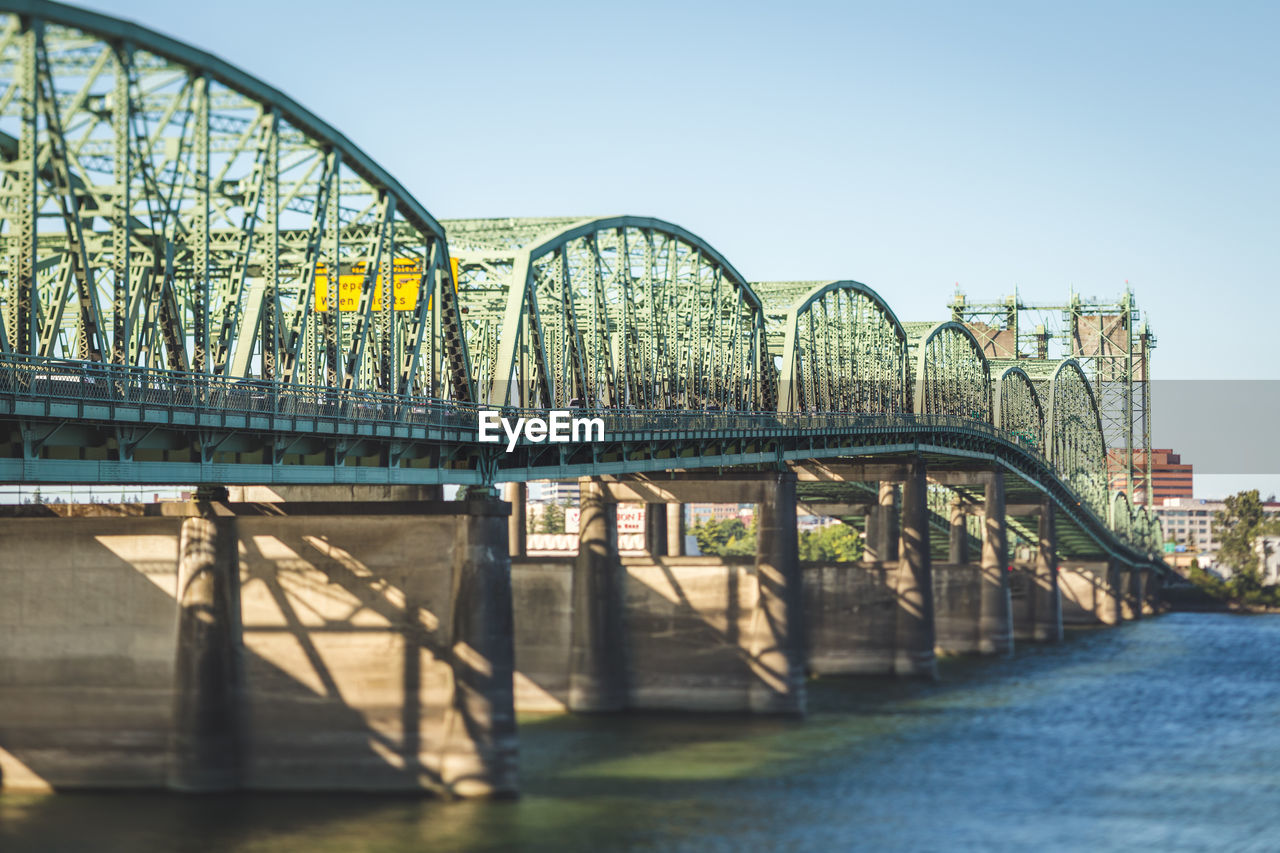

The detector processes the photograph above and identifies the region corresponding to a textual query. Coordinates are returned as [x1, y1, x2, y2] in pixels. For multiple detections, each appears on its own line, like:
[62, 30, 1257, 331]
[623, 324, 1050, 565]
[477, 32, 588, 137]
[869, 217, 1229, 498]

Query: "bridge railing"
[1, 353, 1152, 554]
[0, 352, 1043, 447]
[0, 353, 484, 430]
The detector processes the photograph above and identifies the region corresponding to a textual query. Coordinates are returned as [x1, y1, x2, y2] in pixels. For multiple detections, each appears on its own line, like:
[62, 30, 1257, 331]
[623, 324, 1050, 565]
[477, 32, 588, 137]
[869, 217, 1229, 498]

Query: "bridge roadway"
[0, 350, 1154, 567]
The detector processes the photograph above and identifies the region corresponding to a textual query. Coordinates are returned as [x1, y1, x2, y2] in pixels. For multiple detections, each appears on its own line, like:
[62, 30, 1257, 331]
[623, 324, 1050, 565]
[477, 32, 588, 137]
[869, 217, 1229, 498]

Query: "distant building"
[1108, 448, 1193, 504]
[687, 503, 751, 525]
[1153, 497, 1280, 575]
[1258, 536, 1280, 586]
[540, 481, 581, 505]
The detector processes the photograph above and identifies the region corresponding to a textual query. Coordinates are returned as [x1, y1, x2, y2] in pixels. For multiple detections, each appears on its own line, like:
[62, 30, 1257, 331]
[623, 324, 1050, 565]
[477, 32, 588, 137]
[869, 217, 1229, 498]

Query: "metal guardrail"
[0, 352, 1041, 448]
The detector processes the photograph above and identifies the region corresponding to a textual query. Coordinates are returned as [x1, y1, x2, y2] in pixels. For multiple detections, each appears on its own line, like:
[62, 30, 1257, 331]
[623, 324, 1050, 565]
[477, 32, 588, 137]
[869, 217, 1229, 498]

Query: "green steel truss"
[993, 365, 1043, 451]
[0, 1, 471, 401]
[949, 287, 1156, 504]
[447, 216, 774, 411]
[905, 321, 991, 421]
[755, 280, 908, 414]
[0, 2, 1163, 563]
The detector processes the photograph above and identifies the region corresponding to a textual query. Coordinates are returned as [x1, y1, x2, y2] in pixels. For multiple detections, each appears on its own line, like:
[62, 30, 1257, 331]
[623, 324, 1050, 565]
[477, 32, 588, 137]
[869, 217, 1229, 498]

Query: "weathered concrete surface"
[978, 472, 1013, 656]
[749, 472, 804, 713]
[0, 502, 516, 797]
[1034, 505, 1064, 642]
[0, 516, 180, 791]
[932, 563, 982, 655]
[1059, 562, 1120, 625]
[568, 480, 628, 712]
[513, 553, 807, 714]
[803, 563, 897, 675]
[1009, 565, 1036, 643]
[171, 512, 241, 792]
[895, 461, 937, 678]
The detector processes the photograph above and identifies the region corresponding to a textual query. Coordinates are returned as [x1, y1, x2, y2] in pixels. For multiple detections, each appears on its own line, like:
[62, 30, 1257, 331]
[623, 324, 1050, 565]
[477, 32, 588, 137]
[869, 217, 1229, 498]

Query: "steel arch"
[906, 321, 991, 421]
[0, 0, 470, 399]
[446, 216, 773, 410]
[993, 365, 1044, 452]
[760, 280, 908, 414]
[1109, 489, 1134, 547]
[1047, 359, 1107, 518]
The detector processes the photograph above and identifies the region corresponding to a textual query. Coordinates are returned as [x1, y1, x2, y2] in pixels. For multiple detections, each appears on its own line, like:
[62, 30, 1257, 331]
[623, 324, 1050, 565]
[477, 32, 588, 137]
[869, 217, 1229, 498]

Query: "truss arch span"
[993, 365, 1044, 452]
[1047, 359, 1107, 518]
[1110, 489, 1134, 547]
[905, 321, 991, 421]
[446, 216, 774, 410]
[754, 280, 908, 414]
[0, 0, 470, 399]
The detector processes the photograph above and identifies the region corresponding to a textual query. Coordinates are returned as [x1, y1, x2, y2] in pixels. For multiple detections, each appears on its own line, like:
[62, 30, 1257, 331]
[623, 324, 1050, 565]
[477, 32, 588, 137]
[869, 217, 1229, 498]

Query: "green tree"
[1189, 491, 1280, 606]
[691, 517, 755, 556]
[799, 523, 863, 562]
[539, 502, 566, 534]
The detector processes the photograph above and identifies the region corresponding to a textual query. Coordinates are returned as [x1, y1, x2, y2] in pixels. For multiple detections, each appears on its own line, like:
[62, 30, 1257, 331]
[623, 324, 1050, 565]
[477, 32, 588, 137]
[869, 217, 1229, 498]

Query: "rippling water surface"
[5, 613, 1279, 852]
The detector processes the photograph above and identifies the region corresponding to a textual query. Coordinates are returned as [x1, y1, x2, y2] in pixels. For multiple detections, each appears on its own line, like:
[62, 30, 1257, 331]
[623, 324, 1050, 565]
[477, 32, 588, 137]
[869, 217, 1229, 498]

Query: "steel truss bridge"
[0, 1, 1165, 570]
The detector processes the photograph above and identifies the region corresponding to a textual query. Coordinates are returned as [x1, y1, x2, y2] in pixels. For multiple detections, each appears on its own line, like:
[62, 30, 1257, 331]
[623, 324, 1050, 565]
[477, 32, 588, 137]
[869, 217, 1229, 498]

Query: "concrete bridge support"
[504, 482, 527, 558]
[0, 496, 518, 798]
[1121, 565, 1143, 621]
[1033, 502, 1064, 642]
[170, 498, 241, 792]
[864, 482, 900, 564]
[979, 472, 1013, 656]
[750, 472, 807, 710]
[1009, 500, 1064, 643]
[1143, 570, 1163, 615]
[666, 503, 686, 556]
[568, 479, 629, 712]
[895, 459, 938, 679]
[644, 504, 668, 556]
[948, 497, 970, 564]
[1059, 560, 1122, 625]
[517, 474, 805, 715]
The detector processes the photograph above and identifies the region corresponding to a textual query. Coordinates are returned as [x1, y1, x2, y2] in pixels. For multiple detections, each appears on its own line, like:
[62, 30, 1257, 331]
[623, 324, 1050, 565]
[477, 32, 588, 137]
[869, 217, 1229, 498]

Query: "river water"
[4, 613, 1278, 852]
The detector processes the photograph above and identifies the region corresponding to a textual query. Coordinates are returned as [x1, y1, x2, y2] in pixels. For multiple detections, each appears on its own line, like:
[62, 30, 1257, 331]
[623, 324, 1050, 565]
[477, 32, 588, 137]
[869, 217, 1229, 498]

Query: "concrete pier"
[568, 479, 628, 712]
[933, 561, 982, 655]
[666, 503, 685, 556]
[894, 459, 937, 678]
[748, 472, 805, 713]
[0, 497, 517, 797]
[948, 497, 970, 564]
[644, 504, 668, 556]
[805, 562, 897, 674]
[865, 482, 900, 563]
[503, 482, 527, 558]
[1034, 502, 1064, 642]
[170, 503, 242, 792]
[441, 495, 518, 797]
[979, 471, 1013, 656]
[1059, 560, 1122, 625]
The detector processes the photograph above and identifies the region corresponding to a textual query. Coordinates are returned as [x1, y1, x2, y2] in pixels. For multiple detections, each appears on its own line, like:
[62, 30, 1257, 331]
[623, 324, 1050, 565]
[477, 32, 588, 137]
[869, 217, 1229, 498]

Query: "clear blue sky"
[78, 0, 1280, 494]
